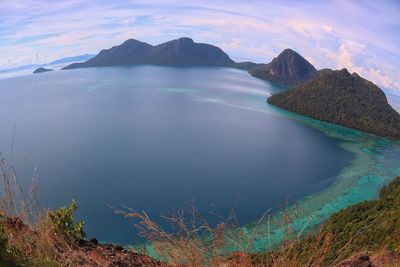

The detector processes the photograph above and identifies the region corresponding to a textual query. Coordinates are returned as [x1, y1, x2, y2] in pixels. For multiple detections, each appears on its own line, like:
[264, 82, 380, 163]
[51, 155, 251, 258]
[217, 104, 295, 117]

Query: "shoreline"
[146, 81, 400, 253]
[126, 83, 400, 256]
[243, 105, 400, 251]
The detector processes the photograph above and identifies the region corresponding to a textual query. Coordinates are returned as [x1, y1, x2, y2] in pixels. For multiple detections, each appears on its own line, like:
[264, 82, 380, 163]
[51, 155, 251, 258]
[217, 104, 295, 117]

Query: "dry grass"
[0, 129, 43, 224]
[115, 203, 335, 267]
[4, 216, 74, 266]
[0, 143, 70, 266]
[118, 205, 243, 266]
[0, 148, 161, 267]
[116, 193, 400, 267]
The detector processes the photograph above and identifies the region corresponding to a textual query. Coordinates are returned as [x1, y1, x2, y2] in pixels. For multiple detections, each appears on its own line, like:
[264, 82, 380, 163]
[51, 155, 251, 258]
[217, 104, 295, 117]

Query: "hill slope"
[249, 48, 317, 86]
[252, 176, 400, 266]
[267, 69, 400, 138]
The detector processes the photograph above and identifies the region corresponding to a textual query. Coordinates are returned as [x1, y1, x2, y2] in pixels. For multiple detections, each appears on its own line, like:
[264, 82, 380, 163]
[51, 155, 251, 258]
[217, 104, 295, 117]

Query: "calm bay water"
[0, 66, 398, 246]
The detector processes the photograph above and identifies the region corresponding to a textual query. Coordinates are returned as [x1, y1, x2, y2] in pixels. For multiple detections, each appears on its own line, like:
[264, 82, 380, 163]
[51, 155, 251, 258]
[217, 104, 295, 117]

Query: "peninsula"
[267, 68, 400, 138]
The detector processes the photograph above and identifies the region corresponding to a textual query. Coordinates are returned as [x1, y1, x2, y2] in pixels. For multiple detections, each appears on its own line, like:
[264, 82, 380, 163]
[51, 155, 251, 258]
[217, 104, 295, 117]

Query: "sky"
[1, 0, 399, 90]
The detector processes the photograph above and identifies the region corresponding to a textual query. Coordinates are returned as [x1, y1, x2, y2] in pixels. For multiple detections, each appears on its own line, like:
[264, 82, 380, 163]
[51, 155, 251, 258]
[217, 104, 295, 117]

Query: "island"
[267, 68, 400, 138]
[33, 67, 53, 74]
[62, 37, 237, 69]
[249, 48, 317, 86]
[61, 37, 317, 86]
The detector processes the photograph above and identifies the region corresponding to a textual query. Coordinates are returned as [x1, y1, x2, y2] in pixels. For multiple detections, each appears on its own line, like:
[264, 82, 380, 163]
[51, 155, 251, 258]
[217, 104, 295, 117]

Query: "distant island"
[59, 37, 320, 86]
[268, 68, 400, 138]
[63, 37, 237, 69]
[61, 38, 316, 86]
[33, 67, 53, 74]
[0, 54, 95, 78]
[48, 54, 94, 65]
[62, 37, 267, 71]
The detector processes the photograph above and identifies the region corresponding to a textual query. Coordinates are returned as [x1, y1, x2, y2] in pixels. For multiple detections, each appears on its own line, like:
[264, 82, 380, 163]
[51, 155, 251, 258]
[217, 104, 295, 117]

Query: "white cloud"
[0, 0, 399, 90]
[333, 39, 400, 90]
[337, 41, 365, 68]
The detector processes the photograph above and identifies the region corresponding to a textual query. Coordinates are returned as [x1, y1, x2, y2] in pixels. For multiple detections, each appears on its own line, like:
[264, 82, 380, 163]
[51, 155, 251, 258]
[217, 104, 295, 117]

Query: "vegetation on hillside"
[325, 176, 400, 259]
[48, 200, 86, 242]
[267, 68, 400, 138]
[251, 176, 400, 266]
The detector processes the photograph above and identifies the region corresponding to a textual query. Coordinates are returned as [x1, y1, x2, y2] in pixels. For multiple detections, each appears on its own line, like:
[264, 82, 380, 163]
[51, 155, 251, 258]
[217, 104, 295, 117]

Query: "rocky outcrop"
[249, 48, 317, 86]
[267, 68, 400, 138]
[72, 239, 167, 267]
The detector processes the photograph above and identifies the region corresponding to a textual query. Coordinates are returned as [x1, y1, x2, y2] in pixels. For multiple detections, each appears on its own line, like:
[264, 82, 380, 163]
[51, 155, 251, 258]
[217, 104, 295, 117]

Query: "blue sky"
[1, 0, 399, 90]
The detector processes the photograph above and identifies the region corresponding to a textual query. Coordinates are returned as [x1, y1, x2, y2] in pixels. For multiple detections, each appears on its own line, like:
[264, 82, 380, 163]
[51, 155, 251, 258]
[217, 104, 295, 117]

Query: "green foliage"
[325, 177, 400, 257]
[48, 200, 86, 241]
[307, 176, 400, 264]
[253, 176, 400, 265]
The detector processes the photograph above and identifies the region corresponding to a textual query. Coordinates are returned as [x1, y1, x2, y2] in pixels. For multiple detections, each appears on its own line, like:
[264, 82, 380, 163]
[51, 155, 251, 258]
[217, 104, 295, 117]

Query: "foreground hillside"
[267, 68, 400, 138]
[1, 176, 400, 266]
[252, 176, 400, 266]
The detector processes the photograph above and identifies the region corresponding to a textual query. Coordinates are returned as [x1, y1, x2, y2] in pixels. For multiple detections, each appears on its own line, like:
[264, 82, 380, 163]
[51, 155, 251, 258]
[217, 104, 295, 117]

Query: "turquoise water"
[0, 65, 399, 247]
[243, 104, 400, 251]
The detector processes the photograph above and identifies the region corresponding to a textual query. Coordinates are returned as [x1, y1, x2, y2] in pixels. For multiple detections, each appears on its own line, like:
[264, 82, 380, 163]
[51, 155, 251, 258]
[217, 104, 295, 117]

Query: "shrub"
[0, 215, 20, 266]
[0, 218, 10, 265]
[48, 200, 86, 241]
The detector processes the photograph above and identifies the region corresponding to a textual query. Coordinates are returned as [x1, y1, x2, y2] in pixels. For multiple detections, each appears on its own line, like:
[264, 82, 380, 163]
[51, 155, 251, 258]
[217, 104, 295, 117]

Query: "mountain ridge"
[62, 38, 320, 87]
[63, 38, 236, 69]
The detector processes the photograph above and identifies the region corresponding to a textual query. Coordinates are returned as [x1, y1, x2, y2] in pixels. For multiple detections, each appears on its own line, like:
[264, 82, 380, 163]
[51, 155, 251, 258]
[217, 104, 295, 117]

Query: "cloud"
[330, 39, 400, 90]
[0, 0, 399, 90]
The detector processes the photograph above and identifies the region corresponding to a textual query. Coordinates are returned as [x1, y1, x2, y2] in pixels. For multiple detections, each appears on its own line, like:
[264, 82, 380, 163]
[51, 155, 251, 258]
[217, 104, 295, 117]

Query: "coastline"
[141, 75, 400, 254]
[159, 74, 400, 251]
[243, 104, 400, 251]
